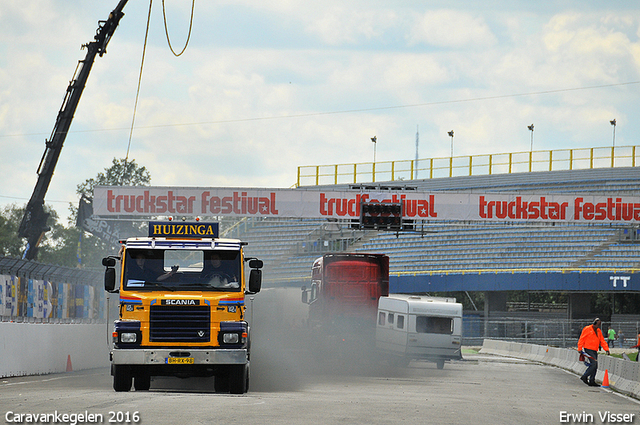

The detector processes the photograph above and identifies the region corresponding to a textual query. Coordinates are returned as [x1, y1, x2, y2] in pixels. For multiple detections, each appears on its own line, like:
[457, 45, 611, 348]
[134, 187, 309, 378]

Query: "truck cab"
[301, 253, 389, 362]
[102, 221, 262, 393]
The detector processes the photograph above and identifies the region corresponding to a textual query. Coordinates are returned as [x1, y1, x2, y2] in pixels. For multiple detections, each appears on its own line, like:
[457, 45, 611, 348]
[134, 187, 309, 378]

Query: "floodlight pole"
[371, 136, 377, 164]
[610, 119, 616, 147]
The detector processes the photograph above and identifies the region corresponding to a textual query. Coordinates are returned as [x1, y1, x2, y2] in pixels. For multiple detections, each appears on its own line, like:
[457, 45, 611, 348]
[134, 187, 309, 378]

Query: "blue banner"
[391, 271, 639, 293]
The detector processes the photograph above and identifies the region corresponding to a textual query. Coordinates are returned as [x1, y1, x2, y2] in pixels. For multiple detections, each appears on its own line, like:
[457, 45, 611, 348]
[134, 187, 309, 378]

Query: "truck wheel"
[113, 366, 132, 392]
[228, 364, 248, 394]
[134, 372, 151, 391]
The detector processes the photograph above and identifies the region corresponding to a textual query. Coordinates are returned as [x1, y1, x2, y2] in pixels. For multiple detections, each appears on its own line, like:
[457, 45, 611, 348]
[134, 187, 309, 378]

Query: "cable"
[125, 0, 153, 163]
[2, 80, 639, 138]
[162, 0, 195, 57]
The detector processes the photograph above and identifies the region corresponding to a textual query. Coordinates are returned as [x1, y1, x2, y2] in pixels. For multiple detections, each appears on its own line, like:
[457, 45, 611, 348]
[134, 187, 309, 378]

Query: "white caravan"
[376, 294, 463, 369]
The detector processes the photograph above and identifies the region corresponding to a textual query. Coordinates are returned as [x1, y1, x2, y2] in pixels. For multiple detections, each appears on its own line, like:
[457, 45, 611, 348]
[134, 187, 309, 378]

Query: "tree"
[76, 157, 151, 200]
[71, 157, 152, 265]
[0, 203, 80, 265]
[0, 204, 27, 257]
[0, 158, 152, 268]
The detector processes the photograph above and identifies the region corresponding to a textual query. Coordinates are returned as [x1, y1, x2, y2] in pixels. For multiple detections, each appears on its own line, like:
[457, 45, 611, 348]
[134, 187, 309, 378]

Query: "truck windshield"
[124, 249, 241, 292]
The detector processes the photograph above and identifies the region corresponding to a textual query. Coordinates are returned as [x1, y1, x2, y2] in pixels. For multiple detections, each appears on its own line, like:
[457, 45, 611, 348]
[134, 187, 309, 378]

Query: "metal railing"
[463, 318, 640, 349]
[297, 145, 639, 187]
[392, 267, 640, 276]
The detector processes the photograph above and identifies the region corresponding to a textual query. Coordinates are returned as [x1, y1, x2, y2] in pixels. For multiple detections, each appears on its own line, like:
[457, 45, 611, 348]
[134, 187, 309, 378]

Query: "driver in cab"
[201, 252, 238, 289]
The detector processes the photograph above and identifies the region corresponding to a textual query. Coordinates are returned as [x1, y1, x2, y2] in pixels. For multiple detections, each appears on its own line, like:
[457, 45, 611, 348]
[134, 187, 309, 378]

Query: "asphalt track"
[1, 351, 638, 425]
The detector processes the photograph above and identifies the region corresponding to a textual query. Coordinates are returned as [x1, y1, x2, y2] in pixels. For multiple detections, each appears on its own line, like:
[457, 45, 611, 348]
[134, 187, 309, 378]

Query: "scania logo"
[161, 299, 199, 306]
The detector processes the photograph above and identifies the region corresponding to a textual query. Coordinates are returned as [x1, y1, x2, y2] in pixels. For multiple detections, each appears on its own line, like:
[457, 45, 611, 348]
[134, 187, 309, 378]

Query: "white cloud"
[2, 1, 640, 225]
[306, 7, 398, 45]
[542, 12, 640, 82]
[408, 10, 497, 48]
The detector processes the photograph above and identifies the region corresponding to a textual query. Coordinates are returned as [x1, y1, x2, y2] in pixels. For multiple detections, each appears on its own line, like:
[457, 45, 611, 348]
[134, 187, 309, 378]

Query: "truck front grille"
[149, 306, 211, 343]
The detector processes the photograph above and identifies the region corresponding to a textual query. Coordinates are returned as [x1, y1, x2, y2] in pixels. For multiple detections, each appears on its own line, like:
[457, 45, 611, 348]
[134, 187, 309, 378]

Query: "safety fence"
[297, 144, 639, 186]
[480, 339, 640, 399]
[0, 256, 104, 323]
[463, 317, 640, 349]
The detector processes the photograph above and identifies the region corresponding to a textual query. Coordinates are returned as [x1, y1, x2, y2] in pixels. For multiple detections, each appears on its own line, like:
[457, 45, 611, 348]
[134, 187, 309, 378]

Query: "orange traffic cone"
[601, 369, 610, 388]
[66, 355, 73, 372]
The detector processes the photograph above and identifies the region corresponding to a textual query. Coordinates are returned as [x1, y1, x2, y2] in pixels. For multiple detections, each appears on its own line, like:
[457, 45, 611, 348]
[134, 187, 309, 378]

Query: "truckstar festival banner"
[93, 186, 640, 224]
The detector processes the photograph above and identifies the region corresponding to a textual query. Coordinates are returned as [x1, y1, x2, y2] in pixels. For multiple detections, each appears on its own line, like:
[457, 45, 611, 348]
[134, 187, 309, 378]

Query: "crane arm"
[18, 0, 129, 260]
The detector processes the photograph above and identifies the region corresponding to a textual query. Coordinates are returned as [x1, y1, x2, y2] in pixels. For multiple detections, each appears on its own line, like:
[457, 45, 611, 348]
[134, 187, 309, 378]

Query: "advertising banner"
[93, 186, 640, 224]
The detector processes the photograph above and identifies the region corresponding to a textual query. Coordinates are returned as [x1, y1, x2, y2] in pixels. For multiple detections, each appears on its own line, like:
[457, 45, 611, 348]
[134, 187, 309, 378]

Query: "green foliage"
[71, 157, 152, 265]
[76, 158, 150, 199]
[0, 204, 25, 257]
[0, 157, 151, 268]
[0, 203, 77, 266]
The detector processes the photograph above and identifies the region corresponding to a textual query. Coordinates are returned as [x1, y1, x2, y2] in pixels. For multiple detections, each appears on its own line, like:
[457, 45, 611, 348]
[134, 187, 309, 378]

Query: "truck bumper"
[111, 348, 248, 365]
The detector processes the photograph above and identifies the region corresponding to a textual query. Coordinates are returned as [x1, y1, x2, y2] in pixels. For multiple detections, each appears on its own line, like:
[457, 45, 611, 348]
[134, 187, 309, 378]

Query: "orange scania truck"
[102, 221, 262, 393]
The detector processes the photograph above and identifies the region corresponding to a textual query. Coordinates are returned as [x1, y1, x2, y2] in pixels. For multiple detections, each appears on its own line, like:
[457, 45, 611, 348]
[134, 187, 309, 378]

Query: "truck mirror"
[248, 259, 263, 269]
[104, 267, 117, 292]
[248, 269, 262, 294]
[102, 257, 116, 267]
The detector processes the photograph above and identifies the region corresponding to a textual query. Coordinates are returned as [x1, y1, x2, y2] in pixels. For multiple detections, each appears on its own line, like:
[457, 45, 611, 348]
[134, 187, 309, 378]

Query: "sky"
[1, 0, 639, 224]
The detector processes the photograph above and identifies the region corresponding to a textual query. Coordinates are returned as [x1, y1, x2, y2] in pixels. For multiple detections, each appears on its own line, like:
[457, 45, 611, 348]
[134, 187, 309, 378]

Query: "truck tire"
[134, 371, 151, 391]
[228, 364, 248, 394]
[113, 365, 132, 392]
[436, 359, 445, 370]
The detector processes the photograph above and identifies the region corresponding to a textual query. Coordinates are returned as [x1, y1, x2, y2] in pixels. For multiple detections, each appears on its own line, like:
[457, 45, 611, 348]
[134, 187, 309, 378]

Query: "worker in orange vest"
[577, 318, 610, 386]
[632, 331, 640, 362]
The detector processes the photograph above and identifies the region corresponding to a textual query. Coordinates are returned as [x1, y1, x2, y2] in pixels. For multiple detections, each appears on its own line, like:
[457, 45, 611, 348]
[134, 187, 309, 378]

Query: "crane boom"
[18, 0, 129, 260]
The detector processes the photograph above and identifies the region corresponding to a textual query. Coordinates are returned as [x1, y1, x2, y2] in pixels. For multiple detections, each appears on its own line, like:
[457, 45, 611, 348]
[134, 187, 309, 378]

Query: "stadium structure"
[4, 144, 640, 346]
[226, 145, 640, 345]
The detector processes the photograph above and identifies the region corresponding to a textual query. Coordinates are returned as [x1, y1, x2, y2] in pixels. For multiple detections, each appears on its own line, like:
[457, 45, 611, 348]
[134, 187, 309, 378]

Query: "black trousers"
[581, 349, 598, 382]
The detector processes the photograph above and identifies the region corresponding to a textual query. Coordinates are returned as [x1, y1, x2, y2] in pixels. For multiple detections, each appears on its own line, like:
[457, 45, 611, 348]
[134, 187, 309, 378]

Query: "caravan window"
[416, 316, 453, 334]
[397, 315, 405, 329]
[378, 311, 386, 326]
[388, 313, 394, 325]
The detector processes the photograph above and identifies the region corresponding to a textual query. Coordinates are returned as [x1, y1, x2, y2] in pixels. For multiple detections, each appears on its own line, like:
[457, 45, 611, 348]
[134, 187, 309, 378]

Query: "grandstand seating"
[234, 167, 640, 287]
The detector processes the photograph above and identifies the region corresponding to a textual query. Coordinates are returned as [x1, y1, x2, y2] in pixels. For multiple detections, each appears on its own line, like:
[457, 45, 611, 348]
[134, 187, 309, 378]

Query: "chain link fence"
[462, 317, 640, 348]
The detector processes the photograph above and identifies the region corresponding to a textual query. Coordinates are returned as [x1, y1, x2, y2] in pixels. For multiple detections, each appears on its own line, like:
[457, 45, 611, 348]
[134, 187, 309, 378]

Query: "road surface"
[1, 350, 638, 425]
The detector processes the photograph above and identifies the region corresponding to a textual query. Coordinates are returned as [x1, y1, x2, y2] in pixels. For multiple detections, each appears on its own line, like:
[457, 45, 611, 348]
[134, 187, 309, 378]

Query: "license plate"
[166, 357, 194, 364]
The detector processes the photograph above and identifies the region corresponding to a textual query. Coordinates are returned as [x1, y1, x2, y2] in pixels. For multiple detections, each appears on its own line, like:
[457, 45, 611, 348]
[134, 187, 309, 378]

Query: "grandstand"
[234, 166, 640, 287]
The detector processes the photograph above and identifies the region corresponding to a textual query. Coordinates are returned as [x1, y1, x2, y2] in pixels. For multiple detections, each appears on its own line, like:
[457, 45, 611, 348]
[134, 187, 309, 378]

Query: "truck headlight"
[120, 332, 137, 343]
[222, 333, 239, 344]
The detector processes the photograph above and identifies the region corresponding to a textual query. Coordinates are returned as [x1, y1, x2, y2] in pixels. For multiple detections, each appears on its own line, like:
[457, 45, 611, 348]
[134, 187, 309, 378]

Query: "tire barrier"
[0, 256, 104, 322]
[480, 339, 640, 399]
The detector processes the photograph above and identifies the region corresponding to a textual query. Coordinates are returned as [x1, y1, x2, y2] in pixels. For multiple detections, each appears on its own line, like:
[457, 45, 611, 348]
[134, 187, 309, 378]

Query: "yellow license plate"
[166, 357, 194, 364]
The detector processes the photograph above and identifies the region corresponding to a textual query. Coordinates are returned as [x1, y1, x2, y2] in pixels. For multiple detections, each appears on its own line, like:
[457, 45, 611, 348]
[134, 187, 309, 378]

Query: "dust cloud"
[248, 287, 399, 392]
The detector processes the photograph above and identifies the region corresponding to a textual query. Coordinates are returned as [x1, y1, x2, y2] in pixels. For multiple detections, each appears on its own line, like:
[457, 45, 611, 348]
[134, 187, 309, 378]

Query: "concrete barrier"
[0, 322, 110, 378]
[480, 339, 640, 399]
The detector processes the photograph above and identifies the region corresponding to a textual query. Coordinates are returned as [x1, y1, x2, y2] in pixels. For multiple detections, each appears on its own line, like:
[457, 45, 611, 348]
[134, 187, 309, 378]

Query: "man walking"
[578, 318, 610, 387]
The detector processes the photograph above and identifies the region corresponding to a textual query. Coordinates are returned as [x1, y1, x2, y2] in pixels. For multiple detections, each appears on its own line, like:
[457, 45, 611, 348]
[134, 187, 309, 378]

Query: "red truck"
[301, 253, 389, 362]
